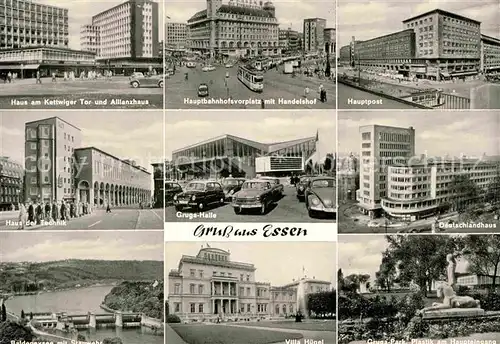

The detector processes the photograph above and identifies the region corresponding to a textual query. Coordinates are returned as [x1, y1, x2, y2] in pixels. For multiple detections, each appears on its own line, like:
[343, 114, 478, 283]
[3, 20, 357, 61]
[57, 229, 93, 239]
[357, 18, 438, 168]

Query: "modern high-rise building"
[303, 18, 326, 53]
[0, 157, 24, 211]
[24, 117, 152, 206]
[80, 24, 100, 55]
[0, 0, 69, 49]
[24, 117, 82, 203]
[480, 34, 500, 74]
[166, 22, 187, 50]
[356, 125, 416, 218]
[80, 0, 160, 72]
[187, 0, 280, 57]
[167, 246, 332, 322]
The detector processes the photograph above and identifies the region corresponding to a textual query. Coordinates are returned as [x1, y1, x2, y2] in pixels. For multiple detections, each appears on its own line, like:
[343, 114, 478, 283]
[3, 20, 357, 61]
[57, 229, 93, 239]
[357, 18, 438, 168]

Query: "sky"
[338, 111, 500, 157]
[166, 0, 335, 32]
[34, 0, 163, 50]
[338, 235, 469, 282]
[165, 242, 336, 291]
[337, 0, 500, 49]
[165, 111, 336, 161]
[0, 111, 163, 174]
[0, 231, 164, 262]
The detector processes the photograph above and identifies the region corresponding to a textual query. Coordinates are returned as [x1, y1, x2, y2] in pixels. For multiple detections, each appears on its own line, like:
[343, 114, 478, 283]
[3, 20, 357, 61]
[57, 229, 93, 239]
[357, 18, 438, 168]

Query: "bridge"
[25, 310, 159, 330]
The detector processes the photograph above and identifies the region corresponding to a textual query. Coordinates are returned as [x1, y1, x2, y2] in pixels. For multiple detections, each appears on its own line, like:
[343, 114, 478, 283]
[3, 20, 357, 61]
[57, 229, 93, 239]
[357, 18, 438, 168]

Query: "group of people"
[303, 84, 328, 102]
[2, 71, 17, 83]
[17, 200, 93, 230]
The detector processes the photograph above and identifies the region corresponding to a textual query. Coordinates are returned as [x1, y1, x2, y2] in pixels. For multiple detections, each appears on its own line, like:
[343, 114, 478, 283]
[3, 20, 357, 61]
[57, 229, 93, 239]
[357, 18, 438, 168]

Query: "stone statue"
[418, 251, 481, 315]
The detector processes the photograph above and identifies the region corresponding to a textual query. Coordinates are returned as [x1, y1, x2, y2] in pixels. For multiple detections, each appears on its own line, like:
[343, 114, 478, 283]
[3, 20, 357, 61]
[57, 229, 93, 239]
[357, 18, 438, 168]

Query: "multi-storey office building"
[480, 34, 500, 74]
[278, 28, 301, 52]
[170, 134, 317, 180]
[303, 18, 326, 53]
[25, 117, 82, 204]
[166, 22, 187, 49]
[167, 246, 332, 322]
[80, 24, 100, 55]
[187, 0, 280, 58]
[381, 158, 500, 220]
[324, 27, 335, 55]
[74, 148, 151, 207]
[338, 153, 359, 202]
[24, 117, 152, 206]
[356, 125, 416, 218]
[0, 157, 24, 211]
[0, 0, 69, 49]
[81, 0, 160, 73]
[341, 9, 491, 80]
[151, 162, 164, 207]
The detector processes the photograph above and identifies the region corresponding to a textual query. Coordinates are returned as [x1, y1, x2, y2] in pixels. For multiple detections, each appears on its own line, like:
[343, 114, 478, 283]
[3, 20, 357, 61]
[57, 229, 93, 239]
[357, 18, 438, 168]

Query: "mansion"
[167, 247, 332, 322]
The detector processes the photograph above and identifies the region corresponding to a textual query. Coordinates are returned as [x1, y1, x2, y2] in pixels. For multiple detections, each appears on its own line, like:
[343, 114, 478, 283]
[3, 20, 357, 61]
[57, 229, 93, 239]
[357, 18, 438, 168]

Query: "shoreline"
[3, 281, 118, 300]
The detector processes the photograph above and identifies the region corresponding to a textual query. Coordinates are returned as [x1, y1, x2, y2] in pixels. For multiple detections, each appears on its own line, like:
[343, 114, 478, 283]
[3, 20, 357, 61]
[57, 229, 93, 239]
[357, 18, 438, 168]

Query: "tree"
[385, 235, 459, 296]
[323, 153, 334, 173]
[374, 250, 397, 292]
[307, 291, 335, 317]
[20, 310, 25, 319]
[462, 235, 500, 290]
[1, 303, 6, 322]
[337, 269, 344, 292]
[484, 171, 500, 204]
[342, 274, 370, 293]
[448, 174, 480, 213]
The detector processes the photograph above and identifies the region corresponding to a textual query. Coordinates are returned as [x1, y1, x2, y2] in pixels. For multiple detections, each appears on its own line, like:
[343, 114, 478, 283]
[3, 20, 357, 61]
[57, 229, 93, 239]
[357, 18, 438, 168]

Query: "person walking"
[36, 70, 42, 84]
[106, 202, 111, 213]
[35, 202, 42, 225]
[44, 202, 51, 221]
[51, 200, 58, 221]
[18, 203, 26, 230]
[27, 202, 35, 225]
[60, 201, 66, 220]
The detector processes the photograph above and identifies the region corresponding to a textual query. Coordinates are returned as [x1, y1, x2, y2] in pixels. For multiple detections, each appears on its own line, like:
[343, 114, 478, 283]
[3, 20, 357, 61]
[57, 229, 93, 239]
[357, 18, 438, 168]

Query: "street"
[166, 64, 335, 109]
[0, 208, 164, 230]
[165, 186, 336, 223]
[0, 76, 163, 109]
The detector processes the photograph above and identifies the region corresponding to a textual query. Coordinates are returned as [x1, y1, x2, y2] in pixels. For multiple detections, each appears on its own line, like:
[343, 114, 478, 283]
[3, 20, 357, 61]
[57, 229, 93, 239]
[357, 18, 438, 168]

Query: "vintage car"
[305, 176, 336, 217]
[173, 180, 225, 212]
[221, 177, 246, 201]
[202, 65, 216, 72]
[224, 63, 234, 68]
[258, 177, 284, 198]
[198, 83, 209, 97]
[165, 181, 183, 205]
[296, 175, 313, 201]
[186, 61, 196, 68]
[232, 179, 278, 215]
[130, 73, 164, 88]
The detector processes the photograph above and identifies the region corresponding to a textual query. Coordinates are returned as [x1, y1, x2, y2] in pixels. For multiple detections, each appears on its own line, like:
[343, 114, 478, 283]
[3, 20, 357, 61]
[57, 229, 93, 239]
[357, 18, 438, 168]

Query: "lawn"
[226, 320, 336, 332]
[169, 323, 303, 344]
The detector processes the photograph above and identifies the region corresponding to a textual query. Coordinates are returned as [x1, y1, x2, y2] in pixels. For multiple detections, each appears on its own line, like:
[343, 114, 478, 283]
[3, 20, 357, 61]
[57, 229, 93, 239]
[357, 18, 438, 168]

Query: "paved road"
[0, 208, 163, 230]
[0, 76, 163, 109]
[165, 186, 335, 223]
[166, 65, 335, 109]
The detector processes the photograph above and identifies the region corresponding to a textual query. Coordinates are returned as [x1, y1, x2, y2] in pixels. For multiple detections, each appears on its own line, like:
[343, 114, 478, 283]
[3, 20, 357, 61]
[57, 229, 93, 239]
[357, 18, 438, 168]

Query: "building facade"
[0, 0, 69, 49]
[0, 157, 24, 211]
[278, 28, 301, 52]
[166, 22, 187, 49]
[356, 125, 416, 218]
[341, 9, 491, 80]
[24, 117, 152, 206]
[167, 246, 332, 322]
[74, 148, 151, 207]
[25, 117, 82, 203]
[80, 24, 100, 55]
[151, 162, 164, 207]
[480, 34, 500, 74]
[381, 159, 500, 220]
[303, 18, 326, 53]
[170, 134, 317, 180]
[324, 28, 335, 55]
[338, 153, 358, 202]
[187, 0, 280, 57]
[457, 273, 500, 289]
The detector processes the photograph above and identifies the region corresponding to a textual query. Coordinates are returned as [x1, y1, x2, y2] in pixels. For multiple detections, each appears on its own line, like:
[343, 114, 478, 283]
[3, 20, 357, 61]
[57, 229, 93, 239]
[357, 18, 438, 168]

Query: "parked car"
[129, 72, 144, 80]
[305, 176, 336, 217]
[296, 176, 313, 201]
[221, 177, 246, 201]
[198, 83, 209, 97]
[225, 63, 234, 68]
[165, 181, 183, 204]
[259, 177, 284, 198]
[202, 65, 216, 72]
[186, 61, 196, 68]
[173, 180, 225, 212]
[232, 179, 278, 215]
[130, 73, 164, 88]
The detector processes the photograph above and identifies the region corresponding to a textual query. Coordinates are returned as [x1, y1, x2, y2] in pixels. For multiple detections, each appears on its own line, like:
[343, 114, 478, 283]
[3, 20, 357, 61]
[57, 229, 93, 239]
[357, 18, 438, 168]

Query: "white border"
[164, 222, 337, 242]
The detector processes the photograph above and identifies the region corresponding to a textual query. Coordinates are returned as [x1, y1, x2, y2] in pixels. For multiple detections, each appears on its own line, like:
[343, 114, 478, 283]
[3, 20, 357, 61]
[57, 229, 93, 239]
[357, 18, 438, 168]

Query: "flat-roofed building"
[303, 18, 326, 53]
[0, 157, 24, 210]
[481, 34, 500, 74]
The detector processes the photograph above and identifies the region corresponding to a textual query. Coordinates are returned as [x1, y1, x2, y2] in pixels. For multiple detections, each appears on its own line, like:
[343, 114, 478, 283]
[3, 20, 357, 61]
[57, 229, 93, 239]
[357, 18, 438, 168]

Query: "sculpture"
[418, 251, 481, 315]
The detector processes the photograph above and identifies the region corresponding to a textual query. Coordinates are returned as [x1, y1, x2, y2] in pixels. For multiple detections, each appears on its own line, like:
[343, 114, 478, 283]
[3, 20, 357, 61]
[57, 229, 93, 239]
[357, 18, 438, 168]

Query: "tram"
[237, 64, 264, 92]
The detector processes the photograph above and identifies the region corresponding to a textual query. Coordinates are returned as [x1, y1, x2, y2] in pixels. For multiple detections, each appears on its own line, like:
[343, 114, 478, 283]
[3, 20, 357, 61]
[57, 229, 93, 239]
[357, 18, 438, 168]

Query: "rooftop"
[75, 147, 150, 174]
[402, 8, 481, 25]
[25, 116, 81, 131]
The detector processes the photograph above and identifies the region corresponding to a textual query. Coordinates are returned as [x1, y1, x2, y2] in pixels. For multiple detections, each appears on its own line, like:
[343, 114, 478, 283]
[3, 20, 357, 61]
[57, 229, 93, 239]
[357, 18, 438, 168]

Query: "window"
[174, 303, 180, 312]
[198, 285, 203, 294]
[198, 304, 204, 313]
[190, 284, 195, 294]
[246, 287, 251, 296]
[239, 287, 244, 296]
[246, 274, 250, 281]
[190, 303, 195, 313]
[30, 143, 37, 150]
[44, 176, 49, 183]
[190, 269, 195, 277]
[174, 284, 180, 294]
[199, 270, 204, 278]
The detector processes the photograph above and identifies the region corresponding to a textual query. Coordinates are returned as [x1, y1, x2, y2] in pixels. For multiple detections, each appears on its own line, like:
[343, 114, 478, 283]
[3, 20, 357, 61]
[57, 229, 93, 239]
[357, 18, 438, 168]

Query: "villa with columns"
[74, 147, 151, 207]
[167, 246, 332, 322]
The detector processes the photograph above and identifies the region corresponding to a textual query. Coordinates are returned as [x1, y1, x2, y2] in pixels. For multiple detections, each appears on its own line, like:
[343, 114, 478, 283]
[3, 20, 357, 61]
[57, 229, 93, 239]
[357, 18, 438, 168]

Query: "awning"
[0, 64, 39, 70]
[440, 72, 450, 77]
[0, 65, 19, 70]
[451, 71, 477, 76]
[22, 64, 40, 69]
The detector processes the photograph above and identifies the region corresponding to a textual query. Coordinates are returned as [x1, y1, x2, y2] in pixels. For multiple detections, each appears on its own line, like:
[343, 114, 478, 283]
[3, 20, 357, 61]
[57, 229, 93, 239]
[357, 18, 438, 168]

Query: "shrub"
[468, 291, 500, 311]
[166, 314, 181, 323]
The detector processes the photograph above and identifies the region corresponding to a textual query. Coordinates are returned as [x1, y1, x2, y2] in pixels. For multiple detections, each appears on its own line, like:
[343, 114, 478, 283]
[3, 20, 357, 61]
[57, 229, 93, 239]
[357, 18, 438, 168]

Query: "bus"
[237, 64, 264, 92]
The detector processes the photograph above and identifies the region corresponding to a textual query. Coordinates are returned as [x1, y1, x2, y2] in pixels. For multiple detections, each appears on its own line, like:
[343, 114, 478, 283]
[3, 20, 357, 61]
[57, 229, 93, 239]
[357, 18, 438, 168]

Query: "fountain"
[295, 277, 308, 322]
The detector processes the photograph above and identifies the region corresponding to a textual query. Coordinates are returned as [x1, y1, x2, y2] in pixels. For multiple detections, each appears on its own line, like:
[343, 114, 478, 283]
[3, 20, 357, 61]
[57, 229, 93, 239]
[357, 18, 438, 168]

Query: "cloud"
[338, 237, 389, 279]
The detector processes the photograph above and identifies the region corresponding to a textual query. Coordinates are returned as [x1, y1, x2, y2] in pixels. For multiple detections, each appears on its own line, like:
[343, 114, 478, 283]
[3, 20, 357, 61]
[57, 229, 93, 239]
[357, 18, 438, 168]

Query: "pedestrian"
[51, 200, 58, 221]
[260, 99, 265, 109]
[51, 72, 56, 82]
[18, 203, 26, 230]
[7, 71, 12, 83]
[70, 202, 75, 218]
[35, 202, 42, 225]
[60, 201, 66, 220]
[106, 202, 111, 213]
[44, 202, 51, 221]
[27, 202, 34, 225]
[304, 87, 309, 98]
